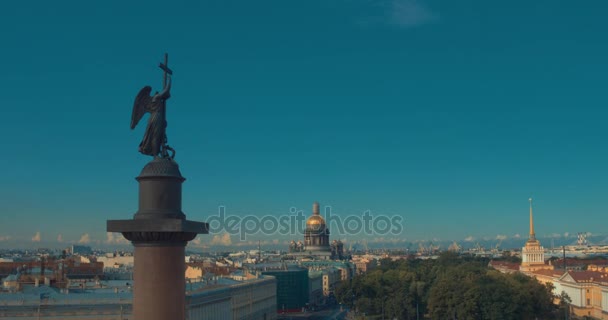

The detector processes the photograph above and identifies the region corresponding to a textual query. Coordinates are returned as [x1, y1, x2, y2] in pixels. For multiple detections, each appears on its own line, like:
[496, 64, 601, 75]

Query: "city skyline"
[0, 202, 603, 250]
[1, 0, 608, 245]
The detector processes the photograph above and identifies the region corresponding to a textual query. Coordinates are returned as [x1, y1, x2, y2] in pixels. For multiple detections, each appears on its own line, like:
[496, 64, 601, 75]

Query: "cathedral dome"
[306, 202, 325, 228]
[306, 214, 326, 227]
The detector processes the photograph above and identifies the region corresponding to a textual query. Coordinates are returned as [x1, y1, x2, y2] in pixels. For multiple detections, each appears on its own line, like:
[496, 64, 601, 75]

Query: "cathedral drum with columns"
[304, 202, 331, 252]
[289, 202, 344, 260]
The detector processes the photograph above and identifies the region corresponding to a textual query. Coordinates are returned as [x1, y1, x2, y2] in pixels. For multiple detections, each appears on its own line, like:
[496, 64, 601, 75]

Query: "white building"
[187, 276, 277, 320]
[97, 255, 135, 268]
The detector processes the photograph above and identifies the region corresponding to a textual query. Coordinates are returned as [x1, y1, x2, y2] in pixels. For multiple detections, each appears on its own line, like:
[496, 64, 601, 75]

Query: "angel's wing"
[131, 86, 153, 129]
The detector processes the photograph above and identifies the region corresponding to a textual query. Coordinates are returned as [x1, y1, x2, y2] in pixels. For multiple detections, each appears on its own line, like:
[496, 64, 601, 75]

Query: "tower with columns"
[520, 198, 553, 272]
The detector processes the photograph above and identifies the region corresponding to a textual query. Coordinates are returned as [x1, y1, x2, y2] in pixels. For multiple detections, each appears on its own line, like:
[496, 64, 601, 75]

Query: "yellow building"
[488, 199, 608, 319]
[185, 265, 203, 280]
[322, 267, 340, 296]
[527, 269, 608, 320]
[519, 198, 553, 272]
[352, 255, 378, 275]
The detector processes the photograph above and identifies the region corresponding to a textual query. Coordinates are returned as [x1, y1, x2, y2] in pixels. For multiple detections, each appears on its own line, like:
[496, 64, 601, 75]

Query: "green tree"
[557, 291, 572, 320]
[336, 254, 557, 319]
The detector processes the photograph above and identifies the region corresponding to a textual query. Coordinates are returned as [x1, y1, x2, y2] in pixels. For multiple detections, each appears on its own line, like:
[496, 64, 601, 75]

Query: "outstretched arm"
[158, 75, 172, 99]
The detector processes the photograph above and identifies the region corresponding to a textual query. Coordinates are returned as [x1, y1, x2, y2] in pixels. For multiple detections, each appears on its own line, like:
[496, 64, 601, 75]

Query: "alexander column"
[107, 54, 208, 320]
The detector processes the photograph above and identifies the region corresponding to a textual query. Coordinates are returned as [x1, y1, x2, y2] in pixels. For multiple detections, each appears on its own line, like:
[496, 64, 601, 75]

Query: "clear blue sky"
[1, 0, 607, 247]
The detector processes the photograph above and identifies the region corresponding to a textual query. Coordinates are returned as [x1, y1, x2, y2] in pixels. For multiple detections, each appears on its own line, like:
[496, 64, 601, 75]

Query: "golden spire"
[529, 197, 535, 240]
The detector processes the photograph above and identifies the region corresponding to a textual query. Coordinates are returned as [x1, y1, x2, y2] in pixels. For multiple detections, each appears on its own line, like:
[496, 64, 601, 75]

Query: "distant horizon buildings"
[70, 245, 92, 256]
[1, 199, 606, 251]
[0, 195, 605, 251]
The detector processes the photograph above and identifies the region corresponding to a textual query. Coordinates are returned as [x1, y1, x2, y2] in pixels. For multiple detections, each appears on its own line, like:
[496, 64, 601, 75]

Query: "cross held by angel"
[131, 54, 176, 159]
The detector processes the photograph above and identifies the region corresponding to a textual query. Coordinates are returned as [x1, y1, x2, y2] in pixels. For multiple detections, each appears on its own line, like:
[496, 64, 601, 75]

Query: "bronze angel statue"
[130, 74, 175, 159]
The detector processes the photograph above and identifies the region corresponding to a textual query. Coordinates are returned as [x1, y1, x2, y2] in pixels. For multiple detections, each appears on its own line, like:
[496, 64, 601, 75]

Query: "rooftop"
[565, 270, 608, 283]
[0, 276, 272, 306]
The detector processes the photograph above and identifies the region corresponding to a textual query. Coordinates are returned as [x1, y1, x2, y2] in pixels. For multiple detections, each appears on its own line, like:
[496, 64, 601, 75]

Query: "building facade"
[523, 269, 608, 320]
[308, 271, 323, 307]
[0, 276, 277, 320]
[260, 266, 309, 312]
[187, 276, 277, 320]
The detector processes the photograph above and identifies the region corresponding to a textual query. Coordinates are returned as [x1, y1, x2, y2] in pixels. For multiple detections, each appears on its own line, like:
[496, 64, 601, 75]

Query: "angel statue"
[131, 54, 175, 159]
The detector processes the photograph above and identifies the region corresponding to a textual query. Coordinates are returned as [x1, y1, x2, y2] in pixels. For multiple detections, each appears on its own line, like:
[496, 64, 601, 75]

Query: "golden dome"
[306, 215, 326, 226]
[306, 201, 326, 228]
